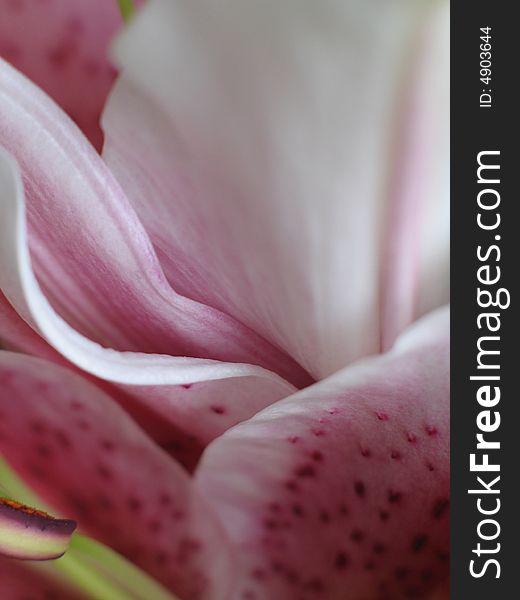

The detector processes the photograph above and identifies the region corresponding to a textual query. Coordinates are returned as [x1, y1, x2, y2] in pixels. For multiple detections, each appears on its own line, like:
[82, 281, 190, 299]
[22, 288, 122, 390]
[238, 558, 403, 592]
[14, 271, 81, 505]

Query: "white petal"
[106, 0, 447, 378]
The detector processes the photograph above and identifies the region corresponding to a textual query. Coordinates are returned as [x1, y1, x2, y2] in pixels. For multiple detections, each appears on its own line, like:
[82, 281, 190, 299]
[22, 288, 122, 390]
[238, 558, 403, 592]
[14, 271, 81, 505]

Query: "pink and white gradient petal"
[104, 0, 449, 382]
[0, 59, 308, 388]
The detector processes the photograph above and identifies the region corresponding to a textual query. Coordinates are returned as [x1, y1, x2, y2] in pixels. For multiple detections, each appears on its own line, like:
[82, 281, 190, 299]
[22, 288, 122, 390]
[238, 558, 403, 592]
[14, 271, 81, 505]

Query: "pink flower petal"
[0, 557, 87, 599]
[0, 58, 308, 388]
[196, 308, 449, 599]
[0, 351, 233, 598]
[0, 0, 124, 150]
[104, 0, 447, 380]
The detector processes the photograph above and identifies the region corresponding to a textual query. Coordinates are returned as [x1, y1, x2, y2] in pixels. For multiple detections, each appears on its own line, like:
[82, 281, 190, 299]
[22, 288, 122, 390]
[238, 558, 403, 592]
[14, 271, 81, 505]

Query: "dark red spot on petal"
[335, 551, 350, 570]
[34, 444, 52, 458]
[373, 542, 386, 555]
[54, 430, 71, 449]
[376, 412, 389, 421]
[437, 550, 450, 562]
[96, 464, 113, 480]
[66, 16, 85, 34]
[271, 560, 284, 573]
[365, 560, 376, 571]
[48, 41, 78, 68]
[148, 519, 161, 533]
[319, 510, 331, 523]
[350, 528, 365, 543]
[388, 490, 402, 504]
[68, 495, 89, 517]
[127, 497, 142, 512]
[285, 480, 300, 493]
[263, 518, 278, 530]
[30, 420, 46, 434]
[432, 498, 449, 519]
[295, 464, 317, 478]
[354, 480, 366, 498]
[159, 493, 172, 507]
[6, 0, 24, 13]
[311, 450, 324, 462]
[77, 419, 90, 431]
[411, 534, 428, 553]
[100, 439, 115, 451]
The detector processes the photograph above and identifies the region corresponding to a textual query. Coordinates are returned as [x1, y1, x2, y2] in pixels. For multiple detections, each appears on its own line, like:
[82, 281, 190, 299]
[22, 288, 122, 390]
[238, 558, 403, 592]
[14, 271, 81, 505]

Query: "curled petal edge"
[0, 148, 294, 394]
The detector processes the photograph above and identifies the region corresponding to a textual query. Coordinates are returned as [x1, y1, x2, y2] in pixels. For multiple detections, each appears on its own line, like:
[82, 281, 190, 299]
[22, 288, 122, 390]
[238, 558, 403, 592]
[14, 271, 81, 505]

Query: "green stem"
[117, 0, 136, 22]
[55, 551, 139, 600]
[68, 535, 176, 600]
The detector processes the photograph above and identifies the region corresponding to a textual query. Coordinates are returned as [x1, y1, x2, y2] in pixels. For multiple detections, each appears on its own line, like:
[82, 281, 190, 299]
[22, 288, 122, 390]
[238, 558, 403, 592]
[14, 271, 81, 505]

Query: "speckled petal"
[0, 351, 233, 599]
[0, 0, 124, 149]
[196, 308, 450, 600]
[0, 556, 88, 600]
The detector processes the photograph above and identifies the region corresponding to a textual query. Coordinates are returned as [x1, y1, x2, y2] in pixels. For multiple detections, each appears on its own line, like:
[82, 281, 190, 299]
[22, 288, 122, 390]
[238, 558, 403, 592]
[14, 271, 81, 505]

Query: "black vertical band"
[451, 3, 518, 598]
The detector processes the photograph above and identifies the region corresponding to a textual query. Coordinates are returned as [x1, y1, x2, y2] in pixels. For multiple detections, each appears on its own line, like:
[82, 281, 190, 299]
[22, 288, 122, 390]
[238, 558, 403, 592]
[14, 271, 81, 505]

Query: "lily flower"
[0, 0, 449, 599]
